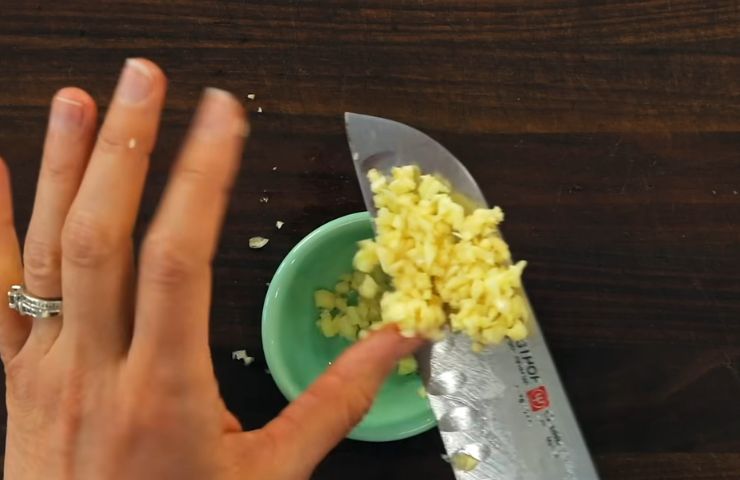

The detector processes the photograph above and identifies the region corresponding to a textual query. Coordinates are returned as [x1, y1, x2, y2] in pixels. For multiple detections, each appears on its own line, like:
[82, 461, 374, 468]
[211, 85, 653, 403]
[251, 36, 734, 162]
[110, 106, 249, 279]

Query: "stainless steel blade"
[345, 112, 600, 480]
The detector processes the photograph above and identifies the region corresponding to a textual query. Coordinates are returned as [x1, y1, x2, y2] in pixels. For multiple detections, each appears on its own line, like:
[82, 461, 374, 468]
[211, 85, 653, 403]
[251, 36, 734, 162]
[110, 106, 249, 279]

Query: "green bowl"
[262, 212, 436, 442]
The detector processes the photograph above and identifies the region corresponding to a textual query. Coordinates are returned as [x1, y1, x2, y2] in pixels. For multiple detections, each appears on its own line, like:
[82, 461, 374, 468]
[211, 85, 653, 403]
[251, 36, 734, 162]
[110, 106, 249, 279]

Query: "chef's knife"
[345, 112, 600, 480]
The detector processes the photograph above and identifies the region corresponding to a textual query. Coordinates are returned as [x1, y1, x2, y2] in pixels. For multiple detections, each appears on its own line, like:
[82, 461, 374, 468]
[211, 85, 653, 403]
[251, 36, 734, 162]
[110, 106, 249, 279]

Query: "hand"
[0, 59, 421, 479]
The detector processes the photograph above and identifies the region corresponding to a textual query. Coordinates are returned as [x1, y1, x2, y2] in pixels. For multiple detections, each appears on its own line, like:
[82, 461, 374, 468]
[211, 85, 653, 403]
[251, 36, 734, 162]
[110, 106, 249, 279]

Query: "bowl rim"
[261, 211, 436, 442]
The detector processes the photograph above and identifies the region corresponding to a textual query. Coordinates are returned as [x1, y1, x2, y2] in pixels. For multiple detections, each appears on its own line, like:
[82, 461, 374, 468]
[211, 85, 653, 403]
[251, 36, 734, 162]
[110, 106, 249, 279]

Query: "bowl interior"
[262, 212, 436, 441]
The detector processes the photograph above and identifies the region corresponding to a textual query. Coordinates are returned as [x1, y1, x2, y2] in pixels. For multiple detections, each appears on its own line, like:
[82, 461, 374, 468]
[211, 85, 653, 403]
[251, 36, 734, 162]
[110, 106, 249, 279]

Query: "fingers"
[58, 59, 166, 359]
[130, 88, 246, 374]
[23, 88, 97, 352]
[262, 327, 424, 475]
[0, 159, 31, 363]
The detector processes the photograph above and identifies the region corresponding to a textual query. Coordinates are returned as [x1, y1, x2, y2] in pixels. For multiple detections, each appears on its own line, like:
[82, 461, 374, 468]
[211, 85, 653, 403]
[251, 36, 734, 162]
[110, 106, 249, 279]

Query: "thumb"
[262, 325, 424, 474]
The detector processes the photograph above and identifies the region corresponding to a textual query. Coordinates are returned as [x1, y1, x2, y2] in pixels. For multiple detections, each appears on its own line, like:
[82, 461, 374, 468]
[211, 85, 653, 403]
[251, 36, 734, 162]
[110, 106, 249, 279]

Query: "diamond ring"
[7, 285, 63, 319]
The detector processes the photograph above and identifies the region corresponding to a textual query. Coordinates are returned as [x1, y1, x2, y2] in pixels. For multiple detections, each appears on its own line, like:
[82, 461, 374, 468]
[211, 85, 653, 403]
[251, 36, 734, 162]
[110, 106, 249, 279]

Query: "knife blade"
[345, 112, 600, 480]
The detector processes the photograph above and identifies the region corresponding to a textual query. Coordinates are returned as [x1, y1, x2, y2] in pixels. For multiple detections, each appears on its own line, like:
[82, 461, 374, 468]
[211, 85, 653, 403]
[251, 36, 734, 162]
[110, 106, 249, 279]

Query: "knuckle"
[62, 212, 116, 267]
[42, 160, 73, 182]
[95, 129, 127, 155]
[273, 406, 304, 438]
[128, 404, 176, 438]
[23, 237, 61, 284]
[52, 367, 87, 440]
[177, 165, 211, 185]
[41, 153, 84, 183]
[119, 380, 187, 435]
[141, 235, 198, 287]
[96, 127, 152, 157]
[4, 356, 37, 410]
[319, 369, 374, 428]
[176, 164, 231, 197]
[337, 385, 373, 427]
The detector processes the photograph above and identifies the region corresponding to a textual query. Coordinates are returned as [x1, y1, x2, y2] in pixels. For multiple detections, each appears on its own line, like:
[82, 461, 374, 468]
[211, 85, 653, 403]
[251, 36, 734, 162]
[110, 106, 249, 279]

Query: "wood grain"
[1, 1, 740, 479]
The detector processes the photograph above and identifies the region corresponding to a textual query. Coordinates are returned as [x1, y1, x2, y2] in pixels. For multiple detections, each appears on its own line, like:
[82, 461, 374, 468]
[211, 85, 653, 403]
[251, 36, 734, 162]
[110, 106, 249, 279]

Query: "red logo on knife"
[527, 386, 550, 412]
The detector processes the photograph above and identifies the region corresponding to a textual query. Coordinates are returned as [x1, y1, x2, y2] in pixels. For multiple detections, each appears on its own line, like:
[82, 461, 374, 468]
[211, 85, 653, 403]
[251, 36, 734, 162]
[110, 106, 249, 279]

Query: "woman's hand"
[0, 59, 421, 480]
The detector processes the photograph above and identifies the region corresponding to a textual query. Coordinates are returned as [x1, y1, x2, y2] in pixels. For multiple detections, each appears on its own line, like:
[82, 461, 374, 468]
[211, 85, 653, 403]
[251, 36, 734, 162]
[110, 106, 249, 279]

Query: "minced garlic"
[450, 452, 480, 471]
[358, 166, 529, 350]
[315, 165, 529, 356]
[315, 269, 386, 342]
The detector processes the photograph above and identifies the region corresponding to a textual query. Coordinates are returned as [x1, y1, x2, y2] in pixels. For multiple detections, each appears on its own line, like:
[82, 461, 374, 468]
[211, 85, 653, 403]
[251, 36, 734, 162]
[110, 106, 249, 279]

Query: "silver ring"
[7, 285, 63, 319]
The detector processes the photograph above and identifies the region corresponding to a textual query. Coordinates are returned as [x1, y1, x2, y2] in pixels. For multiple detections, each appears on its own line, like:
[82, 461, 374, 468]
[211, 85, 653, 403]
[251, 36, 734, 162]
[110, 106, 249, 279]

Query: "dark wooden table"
[1, 1, 740, 479]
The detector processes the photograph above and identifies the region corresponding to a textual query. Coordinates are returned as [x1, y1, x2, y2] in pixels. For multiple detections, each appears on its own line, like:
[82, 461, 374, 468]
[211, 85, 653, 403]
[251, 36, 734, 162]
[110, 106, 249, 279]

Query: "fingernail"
[50, 95, 84, 130]
[194, 88, 246, 137]
[116, 58, 153, 104]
